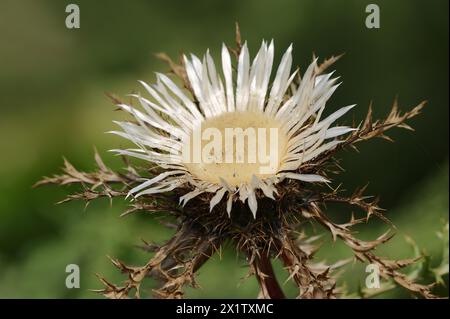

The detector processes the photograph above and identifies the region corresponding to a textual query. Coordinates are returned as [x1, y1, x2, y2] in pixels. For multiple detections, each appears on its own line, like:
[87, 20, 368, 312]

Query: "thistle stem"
[253, 254, 285, 299]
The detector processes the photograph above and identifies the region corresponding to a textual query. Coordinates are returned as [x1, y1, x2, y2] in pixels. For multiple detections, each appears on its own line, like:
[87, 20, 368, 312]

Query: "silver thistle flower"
[110, 41, 354, 218]
[38, 27, 442, 299]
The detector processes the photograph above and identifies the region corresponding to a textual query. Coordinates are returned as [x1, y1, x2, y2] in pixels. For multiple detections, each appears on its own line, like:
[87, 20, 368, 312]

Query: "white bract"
[110, 41, 355, 218]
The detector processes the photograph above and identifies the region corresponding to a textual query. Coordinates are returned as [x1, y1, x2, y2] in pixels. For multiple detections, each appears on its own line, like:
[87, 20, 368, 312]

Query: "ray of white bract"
[110, 41, 354, 218]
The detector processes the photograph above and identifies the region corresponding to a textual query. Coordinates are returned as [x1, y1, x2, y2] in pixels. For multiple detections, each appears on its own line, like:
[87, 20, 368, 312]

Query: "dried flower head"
[110, 39, 353, 218]
[37, 26, 445, 299]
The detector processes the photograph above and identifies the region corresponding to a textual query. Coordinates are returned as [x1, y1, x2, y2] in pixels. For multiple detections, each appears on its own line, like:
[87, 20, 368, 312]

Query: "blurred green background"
[0, 0, 448, 298]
